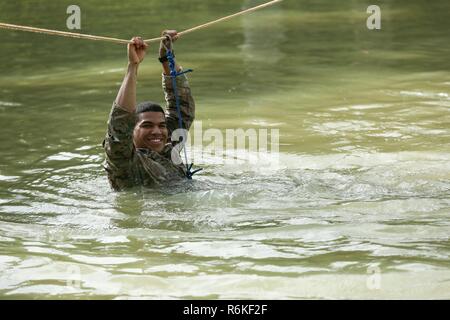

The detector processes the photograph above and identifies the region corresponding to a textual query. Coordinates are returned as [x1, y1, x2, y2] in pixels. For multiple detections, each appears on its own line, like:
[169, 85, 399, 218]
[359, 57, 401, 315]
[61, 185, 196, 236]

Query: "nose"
[151, 126, 162, 134]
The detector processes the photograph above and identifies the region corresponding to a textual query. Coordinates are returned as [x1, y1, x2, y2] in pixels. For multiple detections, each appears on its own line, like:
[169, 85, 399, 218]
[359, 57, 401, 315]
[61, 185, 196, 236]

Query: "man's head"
[133, 101, 168, 153]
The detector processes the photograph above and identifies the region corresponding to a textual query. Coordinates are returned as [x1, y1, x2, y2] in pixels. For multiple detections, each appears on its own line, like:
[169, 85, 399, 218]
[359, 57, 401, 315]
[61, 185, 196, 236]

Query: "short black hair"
[136, 101, 165, 116]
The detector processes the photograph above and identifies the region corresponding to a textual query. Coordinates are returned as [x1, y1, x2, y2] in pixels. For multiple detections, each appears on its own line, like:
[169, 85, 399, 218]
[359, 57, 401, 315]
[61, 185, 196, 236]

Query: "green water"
[0, 0, 449, 299]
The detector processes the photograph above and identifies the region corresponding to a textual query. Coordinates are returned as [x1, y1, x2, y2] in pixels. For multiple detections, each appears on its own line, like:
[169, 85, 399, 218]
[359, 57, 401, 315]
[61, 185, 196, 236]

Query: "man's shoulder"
[109, 101, 135, 119]
[107, 101, 136, 137]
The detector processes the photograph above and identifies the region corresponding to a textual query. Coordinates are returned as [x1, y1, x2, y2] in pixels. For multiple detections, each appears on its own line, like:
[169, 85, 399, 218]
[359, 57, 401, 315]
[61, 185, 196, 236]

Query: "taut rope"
[0, 0, 282, 45]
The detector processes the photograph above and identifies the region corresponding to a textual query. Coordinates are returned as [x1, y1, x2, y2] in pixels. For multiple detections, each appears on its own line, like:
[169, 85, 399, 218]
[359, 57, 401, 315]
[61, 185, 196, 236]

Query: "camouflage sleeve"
[162, 72, 196, 135]
[102, 101, 136, 189]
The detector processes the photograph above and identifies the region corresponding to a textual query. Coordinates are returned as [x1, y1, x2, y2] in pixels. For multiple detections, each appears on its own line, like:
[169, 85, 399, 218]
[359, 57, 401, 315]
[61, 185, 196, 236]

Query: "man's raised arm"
[103, 37, 148, 190]
[159, 30, 196, 134]
[116, 37, 148, 111]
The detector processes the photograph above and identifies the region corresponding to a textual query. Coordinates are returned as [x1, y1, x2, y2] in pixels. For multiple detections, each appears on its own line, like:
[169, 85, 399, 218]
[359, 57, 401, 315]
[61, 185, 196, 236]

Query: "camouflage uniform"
[103, 73, 195, 190]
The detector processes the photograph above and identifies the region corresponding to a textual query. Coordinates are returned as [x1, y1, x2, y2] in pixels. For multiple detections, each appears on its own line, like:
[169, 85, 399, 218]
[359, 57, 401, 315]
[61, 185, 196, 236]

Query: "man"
[102, 31, 195, 190]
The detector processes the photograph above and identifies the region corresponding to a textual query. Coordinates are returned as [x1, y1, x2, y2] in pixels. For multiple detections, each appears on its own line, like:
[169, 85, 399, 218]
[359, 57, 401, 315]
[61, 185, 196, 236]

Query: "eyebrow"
[140, 120, 166, 126]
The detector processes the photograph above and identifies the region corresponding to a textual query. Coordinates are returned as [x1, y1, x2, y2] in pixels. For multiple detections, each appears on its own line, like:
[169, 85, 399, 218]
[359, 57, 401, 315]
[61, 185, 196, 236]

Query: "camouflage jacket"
[102, 73, 195, 190]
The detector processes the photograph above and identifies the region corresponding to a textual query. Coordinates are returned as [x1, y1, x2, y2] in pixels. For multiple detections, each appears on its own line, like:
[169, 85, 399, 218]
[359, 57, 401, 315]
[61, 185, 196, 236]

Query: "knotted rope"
[162, 35, 202, 179]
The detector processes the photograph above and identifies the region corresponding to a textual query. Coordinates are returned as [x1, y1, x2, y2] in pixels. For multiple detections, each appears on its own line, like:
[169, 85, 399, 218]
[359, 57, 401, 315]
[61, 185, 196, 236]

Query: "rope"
[0, 22, 131, 44]
[0, 0, 282, 45]
[162, 0, 282, 41]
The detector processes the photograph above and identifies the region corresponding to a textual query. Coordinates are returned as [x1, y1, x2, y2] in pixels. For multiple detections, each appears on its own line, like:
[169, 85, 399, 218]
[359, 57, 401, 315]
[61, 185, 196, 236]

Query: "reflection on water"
[0, 0, 449, 299]
[241, 0, 286, 67]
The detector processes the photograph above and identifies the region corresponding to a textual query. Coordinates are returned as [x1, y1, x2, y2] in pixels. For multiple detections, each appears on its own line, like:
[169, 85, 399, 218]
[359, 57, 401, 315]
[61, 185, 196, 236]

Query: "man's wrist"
[127, 62, 139, 73]
[158, 51, 175, 63]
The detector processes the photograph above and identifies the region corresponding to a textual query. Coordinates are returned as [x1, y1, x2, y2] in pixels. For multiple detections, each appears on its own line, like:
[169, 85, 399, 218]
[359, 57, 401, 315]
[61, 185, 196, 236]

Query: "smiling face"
[133, 111, 169, 153]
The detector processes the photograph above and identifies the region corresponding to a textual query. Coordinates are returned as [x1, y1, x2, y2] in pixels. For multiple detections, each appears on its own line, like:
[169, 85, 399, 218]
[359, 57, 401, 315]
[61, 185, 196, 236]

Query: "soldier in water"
[102, 30, 195, 190]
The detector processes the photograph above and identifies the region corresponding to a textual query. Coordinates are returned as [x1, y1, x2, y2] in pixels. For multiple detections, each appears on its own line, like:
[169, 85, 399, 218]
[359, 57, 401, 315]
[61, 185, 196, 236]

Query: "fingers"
[128, 37, 148, 64]
[130, 36, 148, 49]
[161, 30, 178, 42]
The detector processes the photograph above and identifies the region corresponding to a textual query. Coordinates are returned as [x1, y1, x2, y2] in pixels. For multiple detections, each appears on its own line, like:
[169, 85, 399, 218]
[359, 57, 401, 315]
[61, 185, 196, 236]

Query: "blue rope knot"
[166, 49, 202, 180]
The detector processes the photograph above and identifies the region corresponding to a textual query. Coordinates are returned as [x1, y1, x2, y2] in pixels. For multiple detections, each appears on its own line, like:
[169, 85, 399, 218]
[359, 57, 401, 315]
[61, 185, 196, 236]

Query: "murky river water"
[0, 0, 449, 299]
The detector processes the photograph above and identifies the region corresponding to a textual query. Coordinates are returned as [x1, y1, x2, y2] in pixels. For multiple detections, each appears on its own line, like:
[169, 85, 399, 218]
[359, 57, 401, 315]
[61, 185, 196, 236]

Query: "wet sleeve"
[102, 101, 136, 188]
[162, 72, 196, 135]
